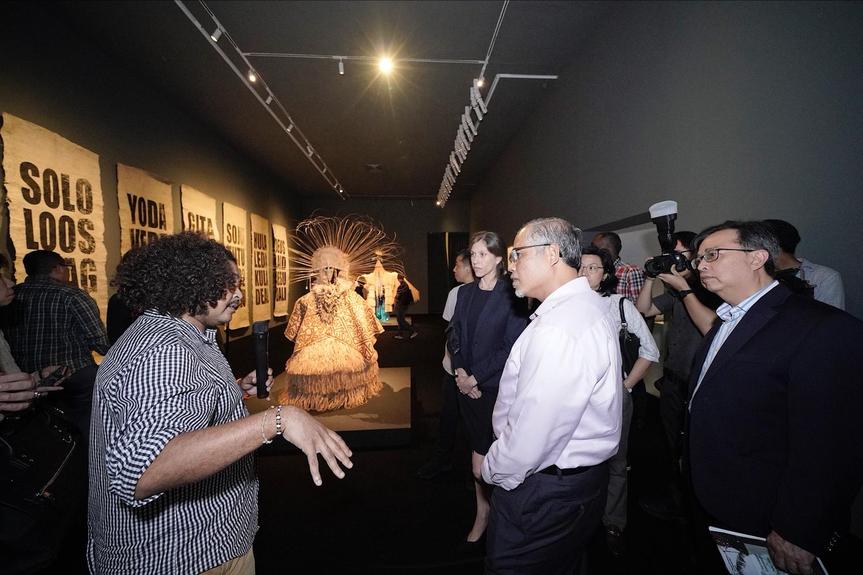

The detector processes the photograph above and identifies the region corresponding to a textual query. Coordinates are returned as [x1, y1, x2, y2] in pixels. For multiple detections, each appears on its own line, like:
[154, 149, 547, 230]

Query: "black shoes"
[416, 454, 453, 480]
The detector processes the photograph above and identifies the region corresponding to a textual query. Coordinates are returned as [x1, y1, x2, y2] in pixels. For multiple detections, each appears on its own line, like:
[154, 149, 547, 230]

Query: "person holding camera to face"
[635, 203, 722, 520]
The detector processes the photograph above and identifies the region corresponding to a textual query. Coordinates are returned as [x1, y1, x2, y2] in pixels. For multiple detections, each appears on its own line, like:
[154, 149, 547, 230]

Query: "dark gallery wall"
[298, 196, 471, 314]
[0, 2, 299, 325]
[470, 1, 863, 318]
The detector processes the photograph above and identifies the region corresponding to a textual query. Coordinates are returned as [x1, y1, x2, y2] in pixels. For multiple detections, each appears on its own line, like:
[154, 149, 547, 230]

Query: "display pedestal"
[246, 367, 411, 449]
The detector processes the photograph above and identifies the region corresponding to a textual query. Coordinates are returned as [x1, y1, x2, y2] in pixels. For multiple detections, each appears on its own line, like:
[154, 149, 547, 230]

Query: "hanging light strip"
[175, 0, 347, 199]
[435, 1, 509, 207]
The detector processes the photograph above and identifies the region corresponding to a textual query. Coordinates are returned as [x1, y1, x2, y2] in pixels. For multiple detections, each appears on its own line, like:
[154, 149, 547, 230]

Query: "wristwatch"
[676, 289, 694, 300]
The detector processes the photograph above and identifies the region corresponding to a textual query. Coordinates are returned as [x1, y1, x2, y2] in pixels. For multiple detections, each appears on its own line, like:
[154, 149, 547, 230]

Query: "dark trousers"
[659, 369, 689, 462]
[603, 390, 633, 529]
[436, 372, 460, 455]
[486, 462, 608, 575]
[394, 304, 412, 334]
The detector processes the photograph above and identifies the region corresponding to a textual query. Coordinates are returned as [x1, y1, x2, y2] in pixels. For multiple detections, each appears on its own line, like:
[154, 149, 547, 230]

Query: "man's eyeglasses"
[691, 247, 754, 268]
[508, 243, 550, 264]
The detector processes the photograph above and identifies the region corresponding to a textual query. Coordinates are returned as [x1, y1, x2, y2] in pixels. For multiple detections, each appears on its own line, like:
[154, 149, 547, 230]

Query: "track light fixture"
[476, 77, 485, 88]
[177, 0, 347, 200]
[338, 58, 345, 75]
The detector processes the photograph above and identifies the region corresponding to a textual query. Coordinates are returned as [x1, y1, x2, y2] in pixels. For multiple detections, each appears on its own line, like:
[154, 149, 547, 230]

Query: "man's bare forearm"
[135, 409, 275, 499]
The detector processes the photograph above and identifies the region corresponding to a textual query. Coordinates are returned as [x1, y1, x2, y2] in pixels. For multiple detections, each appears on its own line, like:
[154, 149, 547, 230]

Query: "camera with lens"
[643, 200, 690, 278]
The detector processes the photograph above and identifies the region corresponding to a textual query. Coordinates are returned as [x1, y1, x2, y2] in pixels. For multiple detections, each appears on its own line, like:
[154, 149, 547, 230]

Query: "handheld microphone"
[252, 320, 269, 399]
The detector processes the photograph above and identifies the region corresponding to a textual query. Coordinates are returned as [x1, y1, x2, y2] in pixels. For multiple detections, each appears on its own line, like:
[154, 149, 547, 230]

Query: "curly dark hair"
[112, 232, 238, 317]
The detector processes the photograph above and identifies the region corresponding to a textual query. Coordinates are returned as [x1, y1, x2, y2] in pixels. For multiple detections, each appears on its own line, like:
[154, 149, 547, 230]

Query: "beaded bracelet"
[274, 405, 283, 436]
[260, 408, 273, 445]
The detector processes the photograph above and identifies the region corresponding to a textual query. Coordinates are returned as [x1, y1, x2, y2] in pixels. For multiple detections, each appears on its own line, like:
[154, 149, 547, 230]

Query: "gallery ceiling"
[62, 1, 608, 202]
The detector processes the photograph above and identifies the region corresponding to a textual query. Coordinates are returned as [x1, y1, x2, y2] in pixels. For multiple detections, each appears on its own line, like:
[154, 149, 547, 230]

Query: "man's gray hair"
[521, 217, 583, 268]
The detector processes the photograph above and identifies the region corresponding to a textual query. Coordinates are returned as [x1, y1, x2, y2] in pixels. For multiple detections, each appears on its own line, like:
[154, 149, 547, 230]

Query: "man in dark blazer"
[687, 220, 862, 575]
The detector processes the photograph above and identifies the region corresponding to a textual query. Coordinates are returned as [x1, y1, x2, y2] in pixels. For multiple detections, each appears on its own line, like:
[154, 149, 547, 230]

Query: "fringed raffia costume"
[280, 280, 383, 411]
[279, 215, 403, 412]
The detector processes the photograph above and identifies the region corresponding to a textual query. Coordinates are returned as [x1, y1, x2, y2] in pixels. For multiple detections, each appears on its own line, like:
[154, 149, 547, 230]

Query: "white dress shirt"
[441, 284, 463, 374]
[606, 294, 660, 364]
[798, 258, 845, 310]
[481, 277, 623, 491]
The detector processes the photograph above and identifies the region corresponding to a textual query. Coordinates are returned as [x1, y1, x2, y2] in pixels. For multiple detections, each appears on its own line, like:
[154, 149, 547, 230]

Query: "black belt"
[538, 464, 595, 476]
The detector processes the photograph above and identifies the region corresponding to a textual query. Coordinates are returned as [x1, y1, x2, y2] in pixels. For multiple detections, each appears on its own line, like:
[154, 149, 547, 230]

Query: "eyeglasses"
[691, 247, 755, 268]
[579, 264, 604, 274]
[508, 243, 550, 264]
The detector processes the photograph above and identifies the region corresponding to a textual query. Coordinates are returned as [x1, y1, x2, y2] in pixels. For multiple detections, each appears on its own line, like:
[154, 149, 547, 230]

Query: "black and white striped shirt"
[88, 311, 258, 574]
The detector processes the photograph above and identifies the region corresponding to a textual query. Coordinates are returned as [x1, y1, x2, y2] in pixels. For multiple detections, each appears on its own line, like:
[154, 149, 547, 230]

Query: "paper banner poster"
[272, 223, 288, 317]
[223, 202, 250, 329]
[117, 163, 175, 254]
[180, 185, 220, 241]
[250, 213, 271, 322]
[1, 113, 109, 320]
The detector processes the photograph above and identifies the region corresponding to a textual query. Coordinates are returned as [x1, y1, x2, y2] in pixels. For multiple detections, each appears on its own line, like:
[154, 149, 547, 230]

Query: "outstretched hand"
[280, 405, 353, 486]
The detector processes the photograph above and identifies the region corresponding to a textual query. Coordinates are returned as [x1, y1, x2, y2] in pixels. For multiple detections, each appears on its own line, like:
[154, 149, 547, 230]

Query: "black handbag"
[0, 405, 83, 574]
[618, 297, 641, 377]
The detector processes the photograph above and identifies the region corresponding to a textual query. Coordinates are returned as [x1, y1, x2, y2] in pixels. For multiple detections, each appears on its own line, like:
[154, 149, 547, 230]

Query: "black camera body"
[643, 200, 688, 278]
[644, 252, 689, 278]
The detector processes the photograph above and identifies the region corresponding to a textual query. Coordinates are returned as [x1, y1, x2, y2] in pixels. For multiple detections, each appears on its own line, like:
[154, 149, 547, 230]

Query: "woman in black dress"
[448, 231, 528, 544]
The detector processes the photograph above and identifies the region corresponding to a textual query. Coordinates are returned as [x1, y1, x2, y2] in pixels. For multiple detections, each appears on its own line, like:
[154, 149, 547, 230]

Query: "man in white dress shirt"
[481, 217, 622, 574]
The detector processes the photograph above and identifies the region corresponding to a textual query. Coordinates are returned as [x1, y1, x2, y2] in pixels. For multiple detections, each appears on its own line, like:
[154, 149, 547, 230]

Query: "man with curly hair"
[87, 232, 353, 575]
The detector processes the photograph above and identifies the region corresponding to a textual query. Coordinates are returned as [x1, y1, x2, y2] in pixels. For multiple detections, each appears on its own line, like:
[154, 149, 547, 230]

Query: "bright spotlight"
[378, 57, 394, 74]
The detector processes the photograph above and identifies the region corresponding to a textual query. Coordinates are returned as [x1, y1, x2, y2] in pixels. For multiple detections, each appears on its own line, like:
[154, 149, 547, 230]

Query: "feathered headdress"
[289, 215, 404, 286]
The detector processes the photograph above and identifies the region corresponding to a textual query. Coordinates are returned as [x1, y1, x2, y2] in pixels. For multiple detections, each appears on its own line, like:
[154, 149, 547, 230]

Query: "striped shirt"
[3, 277, 108, 372]
[88, 311, 258, 574]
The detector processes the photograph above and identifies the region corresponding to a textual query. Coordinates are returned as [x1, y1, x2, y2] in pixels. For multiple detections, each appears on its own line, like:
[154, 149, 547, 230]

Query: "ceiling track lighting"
[176, 0, 347, 200]
[436, 1, 509, 208]
[338, 58, 344, 75]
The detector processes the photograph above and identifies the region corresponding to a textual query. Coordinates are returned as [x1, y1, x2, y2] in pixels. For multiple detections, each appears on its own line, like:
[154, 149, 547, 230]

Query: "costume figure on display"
[361, 258, 400, 316]
[280, 216, 403, 412]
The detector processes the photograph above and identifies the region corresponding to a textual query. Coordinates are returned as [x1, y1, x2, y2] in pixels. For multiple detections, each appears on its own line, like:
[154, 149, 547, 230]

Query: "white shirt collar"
[530, 276, 592, 320]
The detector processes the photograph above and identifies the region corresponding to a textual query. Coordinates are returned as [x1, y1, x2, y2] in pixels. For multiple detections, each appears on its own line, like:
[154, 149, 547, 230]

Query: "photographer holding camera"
[635, 202, 721, 519]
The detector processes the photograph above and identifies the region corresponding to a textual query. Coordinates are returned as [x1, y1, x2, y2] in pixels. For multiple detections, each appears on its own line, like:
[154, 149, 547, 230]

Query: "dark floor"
[41, 314, 861, 574]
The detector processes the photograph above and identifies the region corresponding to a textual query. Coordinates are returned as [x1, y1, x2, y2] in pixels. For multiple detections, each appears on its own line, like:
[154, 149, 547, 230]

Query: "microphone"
[252, 320, 269, 399]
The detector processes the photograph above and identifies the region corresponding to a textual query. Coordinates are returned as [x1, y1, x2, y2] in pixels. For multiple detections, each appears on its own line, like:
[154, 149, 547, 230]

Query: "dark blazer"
[449, 277, 528, 390]
[688, 283, 863, 555]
